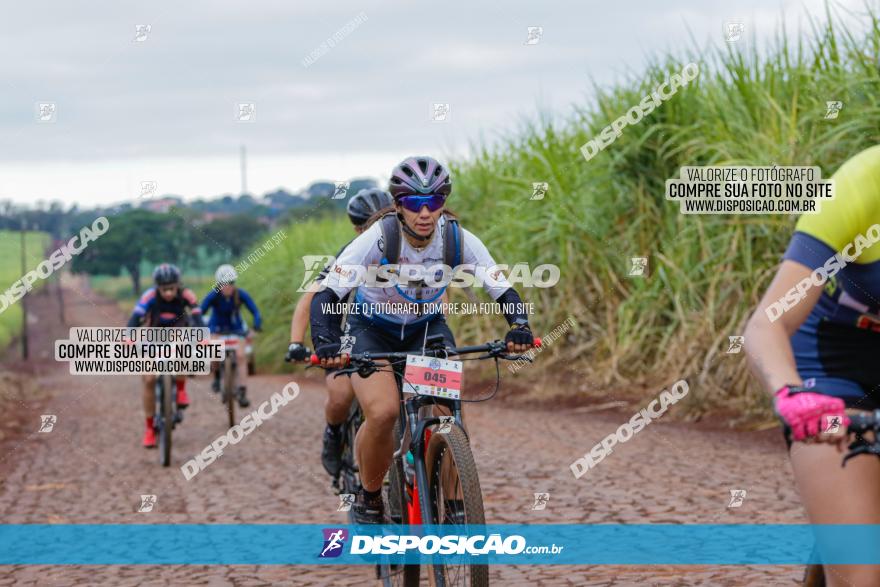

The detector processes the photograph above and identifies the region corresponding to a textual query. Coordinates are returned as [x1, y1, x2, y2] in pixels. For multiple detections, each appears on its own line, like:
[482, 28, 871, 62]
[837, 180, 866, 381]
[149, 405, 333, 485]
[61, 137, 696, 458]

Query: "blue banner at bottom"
[1, 524, 878, 565]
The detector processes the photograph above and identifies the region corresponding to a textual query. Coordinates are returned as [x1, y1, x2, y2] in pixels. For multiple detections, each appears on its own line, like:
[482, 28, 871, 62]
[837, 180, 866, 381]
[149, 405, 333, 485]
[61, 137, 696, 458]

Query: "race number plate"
[403, 355, 463, 400]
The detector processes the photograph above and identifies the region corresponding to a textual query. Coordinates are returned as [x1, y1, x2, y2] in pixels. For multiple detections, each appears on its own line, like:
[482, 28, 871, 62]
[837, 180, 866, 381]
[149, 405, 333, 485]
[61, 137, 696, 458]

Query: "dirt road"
[0, 278, 806, 585]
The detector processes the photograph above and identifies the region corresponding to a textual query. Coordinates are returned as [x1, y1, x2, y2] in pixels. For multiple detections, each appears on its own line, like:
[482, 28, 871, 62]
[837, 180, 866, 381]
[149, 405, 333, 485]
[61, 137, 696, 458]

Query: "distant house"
[200, 211, 232, 223]
[142, 197, 182, 213]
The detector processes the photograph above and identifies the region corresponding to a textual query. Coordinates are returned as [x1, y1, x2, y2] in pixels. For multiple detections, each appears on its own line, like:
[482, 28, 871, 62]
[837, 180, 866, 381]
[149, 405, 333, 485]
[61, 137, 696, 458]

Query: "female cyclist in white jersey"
[309, 156, 535, 524]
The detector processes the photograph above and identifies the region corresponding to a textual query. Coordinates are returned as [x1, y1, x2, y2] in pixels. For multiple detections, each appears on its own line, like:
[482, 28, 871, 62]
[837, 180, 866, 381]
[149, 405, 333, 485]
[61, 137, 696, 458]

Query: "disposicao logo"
[319, 528, 348, 558]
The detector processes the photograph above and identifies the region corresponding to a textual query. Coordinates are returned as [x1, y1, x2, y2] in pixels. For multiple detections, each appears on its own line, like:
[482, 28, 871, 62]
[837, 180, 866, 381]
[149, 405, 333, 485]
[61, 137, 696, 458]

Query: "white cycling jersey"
[323, 215, 512, 328]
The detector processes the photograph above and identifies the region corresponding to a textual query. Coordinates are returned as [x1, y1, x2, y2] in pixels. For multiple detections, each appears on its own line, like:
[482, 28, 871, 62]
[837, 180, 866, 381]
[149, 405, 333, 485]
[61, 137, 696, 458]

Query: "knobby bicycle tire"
[424, 425, 488, 587]
[224, 354, 236, 429]
[159, 375, 173, 467]
[342, 400, 364, 525]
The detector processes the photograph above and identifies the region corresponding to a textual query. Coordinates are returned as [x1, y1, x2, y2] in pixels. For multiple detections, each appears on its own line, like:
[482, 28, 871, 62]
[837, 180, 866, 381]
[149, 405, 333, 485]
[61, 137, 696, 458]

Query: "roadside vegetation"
[0, 231, 51, 348]
[89, 9, 880, 422]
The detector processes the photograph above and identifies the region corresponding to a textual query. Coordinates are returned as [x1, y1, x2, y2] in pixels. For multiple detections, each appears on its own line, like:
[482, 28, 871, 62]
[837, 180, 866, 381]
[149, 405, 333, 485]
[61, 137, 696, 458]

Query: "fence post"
[20, 220, 28, 360]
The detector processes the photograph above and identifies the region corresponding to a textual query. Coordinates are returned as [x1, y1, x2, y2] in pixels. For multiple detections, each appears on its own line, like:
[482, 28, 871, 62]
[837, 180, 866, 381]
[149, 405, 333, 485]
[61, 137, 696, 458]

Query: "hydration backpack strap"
[378, 212, 461, 268]
[442, 216, 462, 268]
[378, 213, 401, 266]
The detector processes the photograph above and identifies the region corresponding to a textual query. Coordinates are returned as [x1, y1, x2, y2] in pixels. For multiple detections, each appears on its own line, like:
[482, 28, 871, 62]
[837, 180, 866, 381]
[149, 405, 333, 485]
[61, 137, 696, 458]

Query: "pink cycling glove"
[774, 386, 850, 441]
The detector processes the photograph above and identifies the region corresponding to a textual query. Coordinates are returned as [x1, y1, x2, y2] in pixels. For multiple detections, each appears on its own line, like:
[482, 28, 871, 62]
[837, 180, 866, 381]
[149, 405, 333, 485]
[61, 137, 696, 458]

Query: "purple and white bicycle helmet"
[389, 156, 452, 198]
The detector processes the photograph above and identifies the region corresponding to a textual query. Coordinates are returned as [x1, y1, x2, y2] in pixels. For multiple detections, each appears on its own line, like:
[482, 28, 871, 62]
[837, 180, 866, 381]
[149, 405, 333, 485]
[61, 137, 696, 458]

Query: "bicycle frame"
[399, 391, 462, 525]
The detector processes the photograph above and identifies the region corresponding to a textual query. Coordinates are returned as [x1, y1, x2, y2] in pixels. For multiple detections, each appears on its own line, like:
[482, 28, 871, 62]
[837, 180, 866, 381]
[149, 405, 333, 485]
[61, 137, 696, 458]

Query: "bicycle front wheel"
[159, 375, 173, 467]
[424, 425, 488, 587]
[223, 355, 235, 429]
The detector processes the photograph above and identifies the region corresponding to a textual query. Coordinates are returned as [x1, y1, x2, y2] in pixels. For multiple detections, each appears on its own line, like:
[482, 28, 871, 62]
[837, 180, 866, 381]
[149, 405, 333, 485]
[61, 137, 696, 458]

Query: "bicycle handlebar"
[847, 410, 880, 432]
[308, 337, 543, 367]
[842, 409, 880, 467]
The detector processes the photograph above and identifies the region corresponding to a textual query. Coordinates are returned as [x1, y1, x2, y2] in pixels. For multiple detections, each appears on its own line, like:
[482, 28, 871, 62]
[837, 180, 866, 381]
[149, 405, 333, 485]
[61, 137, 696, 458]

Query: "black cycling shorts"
[347, 313, 456, 367]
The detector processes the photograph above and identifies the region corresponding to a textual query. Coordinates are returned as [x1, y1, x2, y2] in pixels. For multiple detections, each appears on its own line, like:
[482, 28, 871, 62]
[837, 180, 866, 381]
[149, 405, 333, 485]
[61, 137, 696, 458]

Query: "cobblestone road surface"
[0, 279, 806, 585]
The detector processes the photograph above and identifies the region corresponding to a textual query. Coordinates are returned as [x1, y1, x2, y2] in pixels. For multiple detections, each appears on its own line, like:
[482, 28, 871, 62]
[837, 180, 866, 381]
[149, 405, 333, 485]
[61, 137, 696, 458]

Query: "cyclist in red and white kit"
[126, 264, 204, 448]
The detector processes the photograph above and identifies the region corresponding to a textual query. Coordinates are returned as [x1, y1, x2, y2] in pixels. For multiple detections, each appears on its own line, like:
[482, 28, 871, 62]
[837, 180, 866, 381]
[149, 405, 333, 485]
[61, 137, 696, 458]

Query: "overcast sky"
[0, 0, 869, 207]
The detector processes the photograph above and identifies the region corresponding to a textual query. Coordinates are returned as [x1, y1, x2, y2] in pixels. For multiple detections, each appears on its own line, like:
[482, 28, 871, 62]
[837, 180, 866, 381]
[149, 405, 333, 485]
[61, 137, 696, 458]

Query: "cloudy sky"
[0, 0, 868, 207]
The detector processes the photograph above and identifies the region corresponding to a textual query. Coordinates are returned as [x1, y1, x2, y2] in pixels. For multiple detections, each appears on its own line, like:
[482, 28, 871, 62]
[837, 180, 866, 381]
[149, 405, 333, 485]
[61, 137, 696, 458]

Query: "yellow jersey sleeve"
[795, 145, 880, 263]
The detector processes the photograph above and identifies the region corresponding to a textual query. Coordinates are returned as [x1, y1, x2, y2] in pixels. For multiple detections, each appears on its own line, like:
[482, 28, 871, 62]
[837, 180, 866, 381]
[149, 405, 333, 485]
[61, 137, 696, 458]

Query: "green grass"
[0, 231, 52, 349]
[237, 217, 352, 372]
[446, 7, 880, 418]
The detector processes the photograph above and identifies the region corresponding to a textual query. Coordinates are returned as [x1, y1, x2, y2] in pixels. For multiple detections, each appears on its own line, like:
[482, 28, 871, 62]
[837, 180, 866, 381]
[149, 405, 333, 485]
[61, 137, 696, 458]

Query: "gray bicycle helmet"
[153, 263, 181, 286]
[347, 188, 393, 226]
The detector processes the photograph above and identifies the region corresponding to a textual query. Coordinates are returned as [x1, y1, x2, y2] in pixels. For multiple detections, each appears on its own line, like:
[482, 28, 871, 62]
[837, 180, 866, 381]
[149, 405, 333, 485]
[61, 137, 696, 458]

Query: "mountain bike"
[803, 409, 880, 587]
[217, 333, 244, 428]
[154, 372, 182, 467]
[328, 333, 541, 587]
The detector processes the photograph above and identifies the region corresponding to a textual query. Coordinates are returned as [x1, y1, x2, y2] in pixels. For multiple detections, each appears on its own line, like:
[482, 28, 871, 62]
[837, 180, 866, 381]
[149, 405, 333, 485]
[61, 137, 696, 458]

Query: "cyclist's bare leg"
[351, 362, 397, 492]
[789, 426, 880, 587]
[325, 372, 355, 426]
[142, 375, 155, 418]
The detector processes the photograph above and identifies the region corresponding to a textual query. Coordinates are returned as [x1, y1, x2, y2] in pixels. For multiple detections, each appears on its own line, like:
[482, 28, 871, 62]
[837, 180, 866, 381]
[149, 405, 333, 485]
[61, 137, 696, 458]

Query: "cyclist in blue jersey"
[201, 264, 262, 408]
[745, 146, 880, 587]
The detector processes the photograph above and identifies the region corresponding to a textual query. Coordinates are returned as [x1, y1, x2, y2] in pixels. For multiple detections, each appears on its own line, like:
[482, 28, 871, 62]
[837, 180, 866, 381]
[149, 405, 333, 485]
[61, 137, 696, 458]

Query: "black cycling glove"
[314, 337, 342, 360]
[285, 342, 310, 362]
[505, 324, 533, 347]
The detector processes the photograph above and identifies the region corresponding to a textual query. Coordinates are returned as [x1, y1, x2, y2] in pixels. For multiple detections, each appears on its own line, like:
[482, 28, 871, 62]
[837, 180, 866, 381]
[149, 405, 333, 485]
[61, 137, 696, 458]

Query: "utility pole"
[20, 219, 28, 360]
[240, 144, 247, 196]
[56, 234, 65, 324]
[57, 269, 65, 324]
